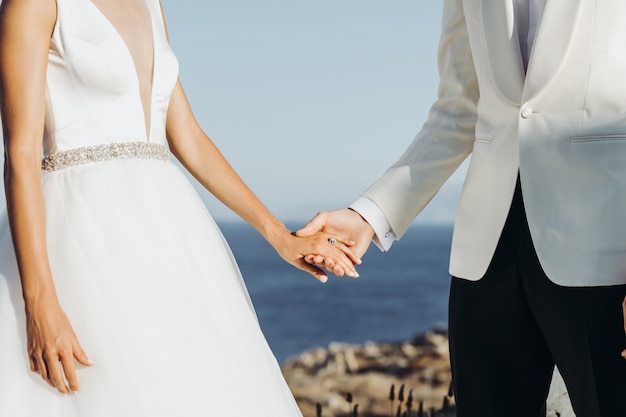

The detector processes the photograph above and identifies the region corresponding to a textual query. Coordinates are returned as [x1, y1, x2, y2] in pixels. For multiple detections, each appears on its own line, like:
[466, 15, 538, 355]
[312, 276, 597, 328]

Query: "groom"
[298, 1, 626, 416]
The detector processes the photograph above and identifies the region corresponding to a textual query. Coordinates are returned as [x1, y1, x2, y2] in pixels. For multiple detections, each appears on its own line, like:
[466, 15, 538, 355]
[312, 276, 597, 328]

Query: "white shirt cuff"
[349, 197, 396, 252]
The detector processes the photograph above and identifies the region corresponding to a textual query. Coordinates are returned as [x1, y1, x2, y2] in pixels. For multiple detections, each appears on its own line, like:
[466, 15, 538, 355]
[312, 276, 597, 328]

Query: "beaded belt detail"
[42, 142, 170, 172]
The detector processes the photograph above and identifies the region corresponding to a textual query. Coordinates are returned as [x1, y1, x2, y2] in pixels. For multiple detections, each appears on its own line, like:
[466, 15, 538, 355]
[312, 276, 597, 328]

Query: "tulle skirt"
[0, 158, 302, 416]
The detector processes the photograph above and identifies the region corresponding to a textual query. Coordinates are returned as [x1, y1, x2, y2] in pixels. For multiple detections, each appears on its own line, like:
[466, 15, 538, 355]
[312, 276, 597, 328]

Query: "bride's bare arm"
[0, 0, 92, 395]
[165, 81, 360, 281]
[155, 3, 359, 280]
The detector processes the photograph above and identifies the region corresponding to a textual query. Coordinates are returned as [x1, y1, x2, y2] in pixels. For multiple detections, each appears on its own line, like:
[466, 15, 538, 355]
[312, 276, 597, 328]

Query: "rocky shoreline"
[281, 328, 573, 417]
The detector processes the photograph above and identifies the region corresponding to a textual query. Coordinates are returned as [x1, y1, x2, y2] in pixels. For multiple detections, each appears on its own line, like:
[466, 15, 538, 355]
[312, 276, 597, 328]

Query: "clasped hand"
[270, 208, 374, 282]
[294, 208, 375, 280]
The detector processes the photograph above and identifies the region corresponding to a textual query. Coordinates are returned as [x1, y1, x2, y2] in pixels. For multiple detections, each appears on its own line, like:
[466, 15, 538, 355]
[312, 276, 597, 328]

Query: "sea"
[218, 222, 454, 363]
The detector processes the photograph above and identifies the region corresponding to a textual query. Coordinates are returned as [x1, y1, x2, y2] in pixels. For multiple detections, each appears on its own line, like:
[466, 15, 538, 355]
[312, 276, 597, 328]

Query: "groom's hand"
[296, 208, 375, 275]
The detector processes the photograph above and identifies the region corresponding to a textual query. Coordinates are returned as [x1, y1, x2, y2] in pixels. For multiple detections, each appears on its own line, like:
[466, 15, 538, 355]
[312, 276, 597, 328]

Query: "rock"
[282, 327, 454, 417]
[281, 328, 575, 417]
[547, 369, 574, 417]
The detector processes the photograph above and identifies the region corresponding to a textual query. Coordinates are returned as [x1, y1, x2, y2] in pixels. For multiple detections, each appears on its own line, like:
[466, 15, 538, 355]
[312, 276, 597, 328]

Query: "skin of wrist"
[22, 286, 60, 313]
[259, 219, 291, 248]
[347, 208, 375, 235]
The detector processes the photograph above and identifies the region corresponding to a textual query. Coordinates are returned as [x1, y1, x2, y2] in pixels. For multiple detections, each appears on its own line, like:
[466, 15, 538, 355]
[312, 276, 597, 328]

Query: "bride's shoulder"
[0, 0, 56, 33]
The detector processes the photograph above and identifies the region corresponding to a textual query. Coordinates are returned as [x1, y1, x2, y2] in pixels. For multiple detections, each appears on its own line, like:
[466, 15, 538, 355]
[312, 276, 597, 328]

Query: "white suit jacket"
[361, 0, 626, 287]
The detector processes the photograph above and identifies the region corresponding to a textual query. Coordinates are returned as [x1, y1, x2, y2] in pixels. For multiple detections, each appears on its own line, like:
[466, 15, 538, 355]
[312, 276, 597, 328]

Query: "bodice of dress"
[43, 0, 179, 156]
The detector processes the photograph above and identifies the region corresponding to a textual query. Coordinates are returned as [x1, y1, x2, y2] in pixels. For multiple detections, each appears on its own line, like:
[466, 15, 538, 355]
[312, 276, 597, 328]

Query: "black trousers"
[449, 180, 626, 417]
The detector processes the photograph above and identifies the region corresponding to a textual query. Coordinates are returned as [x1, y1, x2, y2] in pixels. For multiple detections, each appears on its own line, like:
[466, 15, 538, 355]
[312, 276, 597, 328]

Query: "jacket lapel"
[523, 0, 584, 101]
[481, 0, 525, 104]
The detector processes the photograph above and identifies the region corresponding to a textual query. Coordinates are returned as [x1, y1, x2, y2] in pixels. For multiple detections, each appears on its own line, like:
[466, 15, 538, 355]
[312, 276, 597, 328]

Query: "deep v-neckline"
[88, 0, 156, 141]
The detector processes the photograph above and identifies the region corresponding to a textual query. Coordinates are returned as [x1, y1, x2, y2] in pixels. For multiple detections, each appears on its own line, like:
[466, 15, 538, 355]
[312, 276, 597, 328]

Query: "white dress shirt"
[514, 0, 546, 70]
[350, 0, 546, 251]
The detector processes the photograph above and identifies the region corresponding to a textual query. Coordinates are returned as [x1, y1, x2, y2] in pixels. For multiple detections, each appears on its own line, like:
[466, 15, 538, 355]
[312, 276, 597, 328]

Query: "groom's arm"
[360, 0, 478, 239]
[299, 0, 478, 262]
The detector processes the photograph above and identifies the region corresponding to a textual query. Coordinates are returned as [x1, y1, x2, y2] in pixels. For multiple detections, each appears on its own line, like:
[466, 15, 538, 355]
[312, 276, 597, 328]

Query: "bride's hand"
[269, 228, 361, 282]
[25, 297, 93, 395]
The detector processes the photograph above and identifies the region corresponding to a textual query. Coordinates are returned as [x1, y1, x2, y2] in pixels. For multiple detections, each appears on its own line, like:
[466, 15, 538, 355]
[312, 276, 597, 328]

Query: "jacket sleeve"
[362, 0, 479, 239]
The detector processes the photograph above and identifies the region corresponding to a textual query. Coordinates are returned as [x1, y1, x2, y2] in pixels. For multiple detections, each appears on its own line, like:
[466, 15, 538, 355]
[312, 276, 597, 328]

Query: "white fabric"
[513, 0, 546, 69]
[349, 197, 395, 251]
[0, 0, 303, 415]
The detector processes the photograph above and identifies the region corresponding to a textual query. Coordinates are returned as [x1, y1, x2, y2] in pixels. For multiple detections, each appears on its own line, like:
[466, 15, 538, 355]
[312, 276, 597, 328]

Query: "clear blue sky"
[1, 1, 468, 224]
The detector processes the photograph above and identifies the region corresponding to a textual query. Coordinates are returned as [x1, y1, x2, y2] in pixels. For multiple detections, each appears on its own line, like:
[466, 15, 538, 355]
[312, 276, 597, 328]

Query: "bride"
[0, 0, 359, 415]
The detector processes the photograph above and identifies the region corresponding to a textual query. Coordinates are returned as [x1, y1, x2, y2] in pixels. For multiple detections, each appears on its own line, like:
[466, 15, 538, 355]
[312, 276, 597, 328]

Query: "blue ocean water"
[219, 222, 454, 363]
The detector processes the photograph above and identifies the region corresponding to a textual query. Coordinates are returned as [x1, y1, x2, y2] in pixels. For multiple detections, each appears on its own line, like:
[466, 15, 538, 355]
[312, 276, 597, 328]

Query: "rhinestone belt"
[42, 142, 170, 172]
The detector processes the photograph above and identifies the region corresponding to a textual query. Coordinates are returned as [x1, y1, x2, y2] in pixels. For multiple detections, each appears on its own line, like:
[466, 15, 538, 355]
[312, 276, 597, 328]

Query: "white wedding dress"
[0, 0, 302, 416]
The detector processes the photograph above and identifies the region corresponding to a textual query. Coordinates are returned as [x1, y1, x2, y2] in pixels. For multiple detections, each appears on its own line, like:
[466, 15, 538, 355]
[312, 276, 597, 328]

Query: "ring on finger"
[328, 236, 336, 246]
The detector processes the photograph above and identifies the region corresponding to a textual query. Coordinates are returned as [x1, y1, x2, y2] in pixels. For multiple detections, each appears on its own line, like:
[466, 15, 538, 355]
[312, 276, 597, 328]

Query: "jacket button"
[521, 107, 533, 119]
